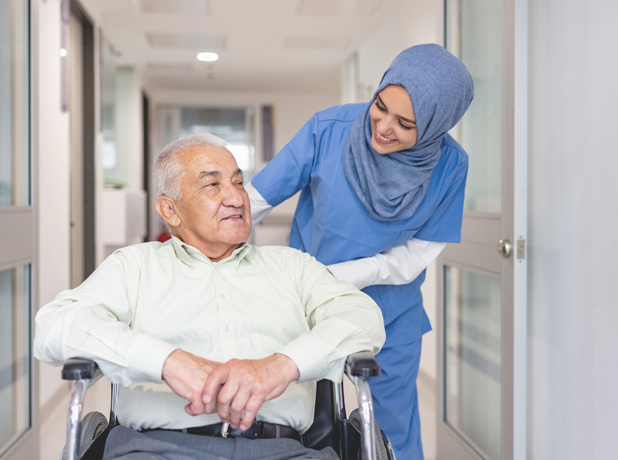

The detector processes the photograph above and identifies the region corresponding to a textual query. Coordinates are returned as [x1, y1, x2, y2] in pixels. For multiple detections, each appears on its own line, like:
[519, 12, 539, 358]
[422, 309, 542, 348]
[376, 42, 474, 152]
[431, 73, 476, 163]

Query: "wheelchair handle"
[345, 351, 381, 378]
[62, 358, 99, 381]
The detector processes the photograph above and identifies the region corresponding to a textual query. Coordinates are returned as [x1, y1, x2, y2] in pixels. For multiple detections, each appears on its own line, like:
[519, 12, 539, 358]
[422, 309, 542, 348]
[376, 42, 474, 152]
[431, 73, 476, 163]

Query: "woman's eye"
[398, 121, 413, 130]
[375, 102, 387, 112]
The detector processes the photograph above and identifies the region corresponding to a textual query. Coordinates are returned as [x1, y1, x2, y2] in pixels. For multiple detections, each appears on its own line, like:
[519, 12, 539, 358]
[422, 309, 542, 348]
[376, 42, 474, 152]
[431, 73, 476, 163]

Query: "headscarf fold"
[342, 44, 474, 221]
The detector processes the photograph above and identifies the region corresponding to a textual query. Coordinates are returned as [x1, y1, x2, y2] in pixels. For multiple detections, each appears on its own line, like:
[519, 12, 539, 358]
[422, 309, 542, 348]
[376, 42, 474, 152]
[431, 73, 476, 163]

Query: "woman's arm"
[327, 238, 446, 290]
[247, 182, 273, 226]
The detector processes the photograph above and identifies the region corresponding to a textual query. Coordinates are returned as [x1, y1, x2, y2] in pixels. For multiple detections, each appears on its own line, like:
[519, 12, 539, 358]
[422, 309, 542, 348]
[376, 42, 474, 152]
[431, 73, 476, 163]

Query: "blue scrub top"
[251, 103, 468, 347]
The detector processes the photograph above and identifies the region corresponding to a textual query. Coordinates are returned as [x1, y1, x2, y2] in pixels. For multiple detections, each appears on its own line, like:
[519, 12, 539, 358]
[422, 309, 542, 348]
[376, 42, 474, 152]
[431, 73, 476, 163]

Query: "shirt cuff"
[276, 333, 330, 383]
[125, 333, 178, 384]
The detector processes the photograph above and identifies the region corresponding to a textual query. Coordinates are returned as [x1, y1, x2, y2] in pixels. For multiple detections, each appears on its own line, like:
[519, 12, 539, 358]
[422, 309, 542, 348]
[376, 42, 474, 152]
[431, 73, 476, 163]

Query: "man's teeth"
[376, 131, 395, 142]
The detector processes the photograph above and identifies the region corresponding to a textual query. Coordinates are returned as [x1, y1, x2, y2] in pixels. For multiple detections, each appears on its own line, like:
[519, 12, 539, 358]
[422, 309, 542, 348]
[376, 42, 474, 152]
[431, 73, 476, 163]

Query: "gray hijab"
[342, 44, 474, 221]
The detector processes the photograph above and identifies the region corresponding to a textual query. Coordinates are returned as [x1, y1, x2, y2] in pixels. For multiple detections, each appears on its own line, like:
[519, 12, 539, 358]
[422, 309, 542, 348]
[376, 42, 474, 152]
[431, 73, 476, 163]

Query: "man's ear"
[155, 196, 181, 228]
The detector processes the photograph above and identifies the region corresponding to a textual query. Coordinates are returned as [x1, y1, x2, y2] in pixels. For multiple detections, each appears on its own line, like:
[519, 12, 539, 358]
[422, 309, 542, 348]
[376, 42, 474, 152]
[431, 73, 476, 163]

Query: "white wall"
[352, 0, 443, 102]
[527, 1, 618, 459]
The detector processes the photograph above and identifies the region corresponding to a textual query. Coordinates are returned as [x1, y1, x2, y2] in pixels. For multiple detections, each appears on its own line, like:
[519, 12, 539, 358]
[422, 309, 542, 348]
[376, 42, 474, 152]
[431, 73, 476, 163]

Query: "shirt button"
[224, 326, 229, 332]
[220, 294, 226, 299]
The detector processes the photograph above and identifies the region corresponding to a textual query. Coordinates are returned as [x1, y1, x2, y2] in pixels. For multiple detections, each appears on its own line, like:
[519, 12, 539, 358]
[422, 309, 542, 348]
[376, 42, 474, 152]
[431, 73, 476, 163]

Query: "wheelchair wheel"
[349, 409, 390, 460]
[59, 411, 108, 460]
[79, 411, 109, 458]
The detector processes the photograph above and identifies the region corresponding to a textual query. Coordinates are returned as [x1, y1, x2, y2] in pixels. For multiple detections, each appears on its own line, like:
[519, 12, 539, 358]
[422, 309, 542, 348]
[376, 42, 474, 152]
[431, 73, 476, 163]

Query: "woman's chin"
[371, 138, 396, 155]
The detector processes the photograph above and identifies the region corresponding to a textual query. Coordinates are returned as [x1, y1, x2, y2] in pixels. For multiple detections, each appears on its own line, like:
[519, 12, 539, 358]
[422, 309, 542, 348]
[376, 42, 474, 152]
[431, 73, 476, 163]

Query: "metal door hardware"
[497, 239, 512, 258]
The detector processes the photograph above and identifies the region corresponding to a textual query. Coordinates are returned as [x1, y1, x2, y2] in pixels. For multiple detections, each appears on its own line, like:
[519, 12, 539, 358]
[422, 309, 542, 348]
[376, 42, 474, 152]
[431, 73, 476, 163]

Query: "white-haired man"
[34, 134, 385, 460]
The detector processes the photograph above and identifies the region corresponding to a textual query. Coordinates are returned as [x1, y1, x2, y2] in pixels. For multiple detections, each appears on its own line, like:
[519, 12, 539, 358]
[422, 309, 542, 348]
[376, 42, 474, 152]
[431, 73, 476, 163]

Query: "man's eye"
[206, 182, 218, 187]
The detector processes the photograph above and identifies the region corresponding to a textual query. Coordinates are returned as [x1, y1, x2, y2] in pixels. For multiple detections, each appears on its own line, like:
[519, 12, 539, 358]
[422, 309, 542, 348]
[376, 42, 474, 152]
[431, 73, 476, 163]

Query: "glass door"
[0, 0, 35, 458]
[437, 1, 527, 459]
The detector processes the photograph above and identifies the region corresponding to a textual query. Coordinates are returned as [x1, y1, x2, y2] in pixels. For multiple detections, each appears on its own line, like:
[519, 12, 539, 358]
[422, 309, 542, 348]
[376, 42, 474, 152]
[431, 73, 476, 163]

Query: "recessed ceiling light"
[59, 48, 68, 57]
[197, 52, 218, 62]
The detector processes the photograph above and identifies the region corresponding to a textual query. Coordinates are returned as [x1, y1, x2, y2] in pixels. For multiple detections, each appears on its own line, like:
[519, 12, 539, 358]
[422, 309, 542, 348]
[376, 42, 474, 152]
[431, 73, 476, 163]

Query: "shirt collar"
[170, 235, 251, 268]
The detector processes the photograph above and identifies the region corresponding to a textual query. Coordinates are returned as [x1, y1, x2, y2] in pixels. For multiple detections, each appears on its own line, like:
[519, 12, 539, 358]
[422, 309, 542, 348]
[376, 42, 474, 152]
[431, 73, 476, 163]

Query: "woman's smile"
[374, 128, 397, 145]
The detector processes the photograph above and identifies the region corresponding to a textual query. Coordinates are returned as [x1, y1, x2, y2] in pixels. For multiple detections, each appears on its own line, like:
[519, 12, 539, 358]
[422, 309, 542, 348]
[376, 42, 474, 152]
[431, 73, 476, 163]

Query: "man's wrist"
[273, 353, 300, 383]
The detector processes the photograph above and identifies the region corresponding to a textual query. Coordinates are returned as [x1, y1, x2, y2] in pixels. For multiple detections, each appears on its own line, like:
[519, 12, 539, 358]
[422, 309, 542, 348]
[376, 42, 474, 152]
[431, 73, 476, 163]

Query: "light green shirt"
[34, 237, 385, 432]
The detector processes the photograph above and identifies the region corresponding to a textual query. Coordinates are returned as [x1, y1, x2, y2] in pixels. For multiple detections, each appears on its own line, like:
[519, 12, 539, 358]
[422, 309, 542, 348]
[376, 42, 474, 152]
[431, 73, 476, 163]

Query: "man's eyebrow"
[376, 95, 417, 125]
[232, 168, 243, 177]
[198, 170, 221, 179]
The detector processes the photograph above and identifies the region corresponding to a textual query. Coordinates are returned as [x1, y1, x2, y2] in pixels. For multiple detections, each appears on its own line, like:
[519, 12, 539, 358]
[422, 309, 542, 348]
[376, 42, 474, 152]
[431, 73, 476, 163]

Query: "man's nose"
[221, 182, 245, 207]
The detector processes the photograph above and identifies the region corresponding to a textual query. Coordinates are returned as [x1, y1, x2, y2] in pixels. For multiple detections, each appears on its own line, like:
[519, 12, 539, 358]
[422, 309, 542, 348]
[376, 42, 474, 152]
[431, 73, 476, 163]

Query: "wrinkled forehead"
[178, 146, 239, 177]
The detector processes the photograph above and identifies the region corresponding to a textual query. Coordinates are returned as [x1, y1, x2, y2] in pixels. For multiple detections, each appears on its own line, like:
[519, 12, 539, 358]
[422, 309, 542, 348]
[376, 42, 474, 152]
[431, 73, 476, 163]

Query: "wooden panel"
[443, 241, 503, 276]
[461, 213, 502, 245]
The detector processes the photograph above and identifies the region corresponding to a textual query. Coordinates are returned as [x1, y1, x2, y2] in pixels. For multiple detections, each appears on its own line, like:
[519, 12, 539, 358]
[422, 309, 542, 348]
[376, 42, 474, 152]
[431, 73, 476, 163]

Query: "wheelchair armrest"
[345, 351, 381, 378]
[62, 358, 100, 381]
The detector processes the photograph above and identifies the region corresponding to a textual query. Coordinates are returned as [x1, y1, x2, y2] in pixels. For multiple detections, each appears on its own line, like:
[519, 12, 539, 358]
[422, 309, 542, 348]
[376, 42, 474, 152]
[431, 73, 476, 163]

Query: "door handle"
[497, 239, 512, 258]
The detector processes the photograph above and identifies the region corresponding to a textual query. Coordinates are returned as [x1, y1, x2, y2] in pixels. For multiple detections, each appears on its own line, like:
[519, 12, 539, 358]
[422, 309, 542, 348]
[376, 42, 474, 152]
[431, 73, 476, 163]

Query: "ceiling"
[82, 0, 396, 94]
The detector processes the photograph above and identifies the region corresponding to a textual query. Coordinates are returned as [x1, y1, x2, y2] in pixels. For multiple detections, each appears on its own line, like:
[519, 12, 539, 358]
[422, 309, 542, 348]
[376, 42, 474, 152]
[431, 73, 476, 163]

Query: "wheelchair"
[60, 351, 396, 460]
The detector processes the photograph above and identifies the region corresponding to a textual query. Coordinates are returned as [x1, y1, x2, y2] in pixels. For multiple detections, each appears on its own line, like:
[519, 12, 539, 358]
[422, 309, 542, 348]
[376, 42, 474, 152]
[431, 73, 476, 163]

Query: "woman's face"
[369, 84, 418, 154]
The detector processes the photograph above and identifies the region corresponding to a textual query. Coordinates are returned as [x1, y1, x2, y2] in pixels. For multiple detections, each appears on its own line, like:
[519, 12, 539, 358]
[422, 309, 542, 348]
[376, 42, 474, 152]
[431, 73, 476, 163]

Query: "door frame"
[436, 0, 528, 459]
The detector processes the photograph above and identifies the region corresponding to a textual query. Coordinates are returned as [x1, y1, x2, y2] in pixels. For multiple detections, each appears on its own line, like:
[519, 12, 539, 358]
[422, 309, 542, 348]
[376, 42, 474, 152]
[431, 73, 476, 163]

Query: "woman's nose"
[376, 116, 395, 134]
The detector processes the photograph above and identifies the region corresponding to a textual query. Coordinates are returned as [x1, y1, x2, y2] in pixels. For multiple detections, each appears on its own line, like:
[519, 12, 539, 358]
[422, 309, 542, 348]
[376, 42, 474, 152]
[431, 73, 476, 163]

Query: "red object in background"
[157, 232, 171, 243]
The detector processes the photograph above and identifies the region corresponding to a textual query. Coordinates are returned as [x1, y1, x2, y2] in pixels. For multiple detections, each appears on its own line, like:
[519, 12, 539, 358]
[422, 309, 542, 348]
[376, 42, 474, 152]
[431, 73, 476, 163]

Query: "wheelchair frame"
[61, 352, 394, 460]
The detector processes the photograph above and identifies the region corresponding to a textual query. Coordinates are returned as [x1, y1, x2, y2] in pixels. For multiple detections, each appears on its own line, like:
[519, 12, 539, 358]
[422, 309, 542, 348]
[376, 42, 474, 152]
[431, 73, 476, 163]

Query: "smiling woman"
[370, 85, 418, 153]
[248, 44, 474, 460]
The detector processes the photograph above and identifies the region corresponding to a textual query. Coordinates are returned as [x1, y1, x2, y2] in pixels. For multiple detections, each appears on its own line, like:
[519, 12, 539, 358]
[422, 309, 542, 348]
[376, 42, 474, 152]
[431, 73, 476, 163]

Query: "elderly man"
[34, 134, 385, 460]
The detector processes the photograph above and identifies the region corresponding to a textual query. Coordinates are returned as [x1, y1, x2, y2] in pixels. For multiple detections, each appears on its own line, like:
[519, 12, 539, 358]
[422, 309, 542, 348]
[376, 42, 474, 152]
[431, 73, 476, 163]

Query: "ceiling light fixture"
[59, 48, 68, 57]
[197, 52, 218, 62]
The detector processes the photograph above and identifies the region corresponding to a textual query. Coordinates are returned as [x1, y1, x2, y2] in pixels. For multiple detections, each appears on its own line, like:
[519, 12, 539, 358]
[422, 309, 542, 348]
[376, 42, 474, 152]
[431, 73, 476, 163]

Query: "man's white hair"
[153, 133, 227, 200]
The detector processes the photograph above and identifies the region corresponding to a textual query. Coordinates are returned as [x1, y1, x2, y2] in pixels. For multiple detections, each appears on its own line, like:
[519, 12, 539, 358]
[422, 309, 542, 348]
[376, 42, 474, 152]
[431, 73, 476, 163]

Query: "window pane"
[0, 0, 29, 206]
[444, 265, 501, 459]
[0, 266, 31, 454]
[101, 37, 122, 185]
[446, 0, 502, 213]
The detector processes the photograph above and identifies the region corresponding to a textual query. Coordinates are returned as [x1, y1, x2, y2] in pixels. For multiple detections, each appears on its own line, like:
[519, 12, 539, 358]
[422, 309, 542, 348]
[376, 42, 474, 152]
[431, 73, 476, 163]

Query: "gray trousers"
[103, 426, 339, 460]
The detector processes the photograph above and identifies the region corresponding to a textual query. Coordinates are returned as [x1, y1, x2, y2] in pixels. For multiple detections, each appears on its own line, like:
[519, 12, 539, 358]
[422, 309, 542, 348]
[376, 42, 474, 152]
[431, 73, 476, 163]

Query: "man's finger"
[188, 389, 206, 415]
[217, 371, 242, 422]
[203, 366, 230, 404]
[239, 394, 264, 431]
[204, 384, 222, 414]
[228, 384, 252, 429]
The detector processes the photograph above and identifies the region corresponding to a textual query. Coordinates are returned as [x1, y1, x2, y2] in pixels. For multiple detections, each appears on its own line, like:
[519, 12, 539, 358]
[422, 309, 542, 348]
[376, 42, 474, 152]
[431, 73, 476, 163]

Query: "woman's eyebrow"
[376, 95, 417, 126]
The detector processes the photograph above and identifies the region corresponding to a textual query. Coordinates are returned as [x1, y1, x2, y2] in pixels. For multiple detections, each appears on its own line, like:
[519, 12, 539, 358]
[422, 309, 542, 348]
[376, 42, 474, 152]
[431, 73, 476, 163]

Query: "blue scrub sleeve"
[250, 115, 319, 207]
[414, 152, 469, 243]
